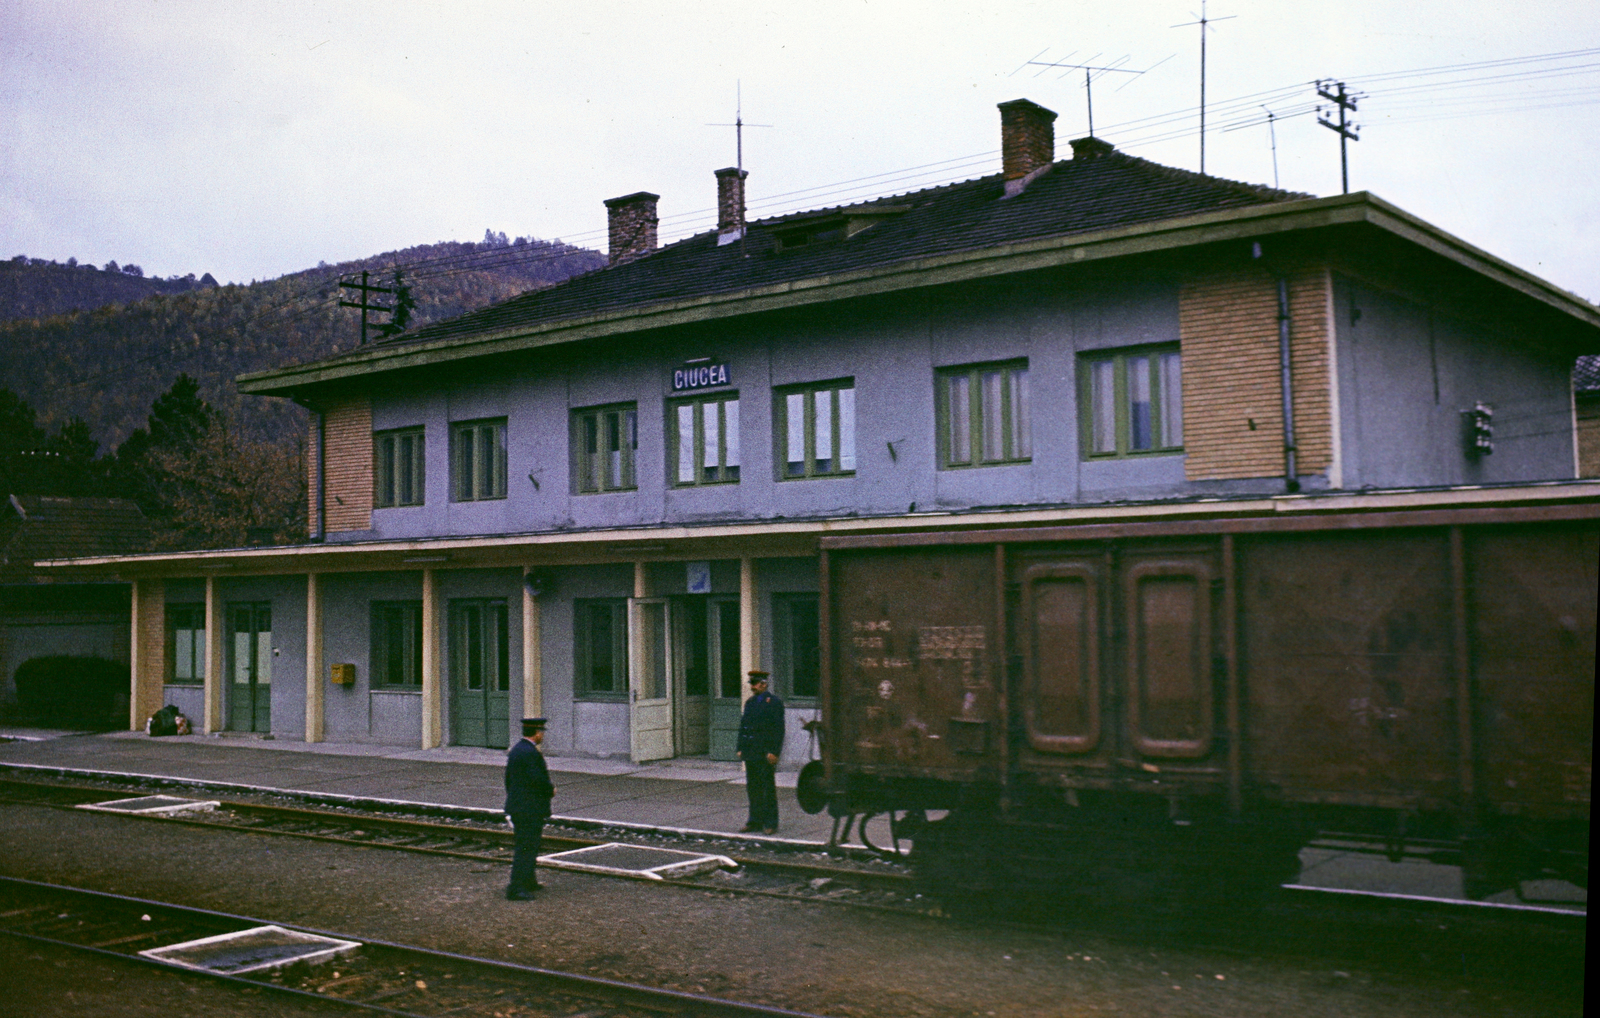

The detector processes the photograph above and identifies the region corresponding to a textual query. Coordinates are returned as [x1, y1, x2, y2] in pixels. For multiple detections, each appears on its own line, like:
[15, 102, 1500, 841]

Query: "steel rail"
[0, 875, 828, 1018]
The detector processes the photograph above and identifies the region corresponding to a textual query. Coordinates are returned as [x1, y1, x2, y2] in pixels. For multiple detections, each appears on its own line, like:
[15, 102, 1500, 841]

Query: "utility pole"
[339, 270, 394, 345]
[1263, 106, 1279, 189]
[1173, 1, 1235, 176]
[1317, 80, 1360, 194]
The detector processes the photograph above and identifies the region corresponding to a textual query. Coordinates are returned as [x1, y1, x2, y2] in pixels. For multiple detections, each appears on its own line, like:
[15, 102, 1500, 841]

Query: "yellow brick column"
[521, 568, 542, 721]
[129, 578, 165, 731]
[420, 567, 442, 749]
[203, 576, 224, 733]
[739, 556, 761, 707]
[305, 572, 324, 743]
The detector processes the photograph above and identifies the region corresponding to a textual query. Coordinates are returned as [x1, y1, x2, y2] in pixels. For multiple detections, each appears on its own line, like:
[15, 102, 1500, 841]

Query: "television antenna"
[707, 81, 771, 255]
[1020, 51, 1169, 137]
[1172, 0, 1237, 174]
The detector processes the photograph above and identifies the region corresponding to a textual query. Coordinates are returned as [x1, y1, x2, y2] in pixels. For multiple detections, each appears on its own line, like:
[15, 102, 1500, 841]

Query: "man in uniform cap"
[504, 717, 554, 899]
[736, 670, 784, 834]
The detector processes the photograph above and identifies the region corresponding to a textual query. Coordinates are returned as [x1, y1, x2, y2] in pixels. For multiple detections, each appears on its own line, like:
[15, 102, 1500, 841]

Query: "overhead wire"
[41, 47, 1600, 397]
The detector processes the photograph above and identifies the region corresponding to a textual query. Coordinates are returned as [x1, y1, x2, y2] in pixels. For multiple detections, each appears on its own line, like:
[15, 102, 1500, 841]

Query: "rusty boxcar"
[812, 486, 1595, 901]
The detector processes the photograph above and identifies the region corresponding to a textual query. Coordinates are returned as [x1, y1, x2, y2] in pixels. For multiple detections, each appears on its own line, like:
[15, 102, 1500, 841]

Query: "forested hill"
[1, 256, 218, 321]
[0, 233, 604, 451]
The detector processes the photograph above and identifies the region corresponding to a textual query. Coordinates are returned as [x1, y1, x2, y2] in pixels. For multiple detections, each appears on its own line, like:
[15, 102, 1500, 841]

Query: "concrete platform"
[0, 727, 834, 844]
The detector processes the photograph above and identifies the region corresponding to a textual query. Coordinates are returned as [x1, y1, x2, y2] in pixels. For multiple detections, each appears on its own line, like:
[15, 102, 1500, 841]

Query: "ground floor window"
[370, 601, 422, 686]
[575, 598, 628, 698]
[775, 593, 821, 701]
[167, 603, 205, 683]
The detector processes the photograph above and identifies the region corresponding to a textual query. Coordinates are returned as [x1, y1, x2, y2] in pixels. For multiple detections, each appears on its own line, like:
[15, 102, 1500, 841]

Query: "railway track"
[0, 875, 822, 1018]
[2, 774, 1584, 936]
[0, 776, 920, 910]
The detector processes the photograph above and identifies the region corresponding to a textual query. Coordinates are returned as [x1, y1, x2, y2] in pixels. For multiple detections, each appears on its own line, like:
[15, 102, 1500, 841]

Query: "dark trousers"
[744, 757, 779, 829]
[508, 811, 546, 892]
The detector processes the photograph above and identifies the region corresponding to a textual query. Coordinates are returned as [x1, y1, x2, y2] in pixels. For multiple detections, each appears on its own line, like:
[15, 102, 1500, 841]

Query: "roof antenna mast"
[708, 81, 771, 257]
[1172, 0, 1236, 175]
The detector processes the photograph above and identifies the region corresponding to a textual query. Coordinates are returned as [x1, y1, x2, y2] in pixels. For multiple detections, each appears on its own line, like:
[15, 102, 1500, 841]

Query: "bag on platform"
[146, 703, 182, 737]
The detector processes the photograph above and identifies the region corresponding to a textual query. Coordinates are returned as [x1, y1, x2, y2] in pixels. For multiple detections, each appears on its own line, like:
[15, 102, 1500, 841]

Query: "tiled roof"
[1575, 355, 1600, 393]
[1, 495, 151, 580]
[375, 148, 1307, 351]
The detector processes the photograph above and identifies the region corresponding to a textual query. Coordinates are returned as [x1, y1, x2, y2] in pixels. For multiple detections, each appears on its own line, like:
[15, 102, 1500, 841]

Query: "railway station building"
[44, 98, 1600, 764]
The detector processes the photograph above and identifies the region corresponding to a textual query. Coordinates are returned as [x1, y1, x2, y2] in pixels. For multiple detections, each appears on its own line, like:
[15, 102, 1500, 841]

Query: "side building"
[43, 99, 1600, 765]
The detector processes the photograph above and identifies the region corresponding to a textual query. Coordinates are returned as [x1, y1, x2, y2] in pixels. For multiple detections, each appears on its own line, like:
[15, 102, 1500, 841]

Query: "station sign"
[672, 361, 732, 392]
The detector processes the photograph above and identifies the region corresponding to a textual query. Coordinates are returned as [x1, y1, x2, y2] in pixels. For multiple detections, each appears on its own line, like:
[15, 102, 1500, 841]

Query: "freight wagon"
[809, 485, 1595, 902]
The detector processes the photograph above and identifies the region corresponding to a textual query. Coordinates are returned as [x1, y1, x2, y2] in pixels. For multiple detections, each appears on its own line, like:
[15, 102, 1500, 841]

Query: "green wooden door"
[448, 599, 510, 748]
[227, 603, 272, 733]
[708, 599, 743, 760]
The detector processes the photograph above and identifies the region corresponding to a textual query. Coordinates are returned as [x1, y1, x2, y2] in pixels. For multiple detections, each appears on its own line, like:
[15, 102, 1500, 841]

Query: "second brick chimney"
[997, 99, 1058, 180]
[604, 191, 660, 264]
[715, 167, 748, 236]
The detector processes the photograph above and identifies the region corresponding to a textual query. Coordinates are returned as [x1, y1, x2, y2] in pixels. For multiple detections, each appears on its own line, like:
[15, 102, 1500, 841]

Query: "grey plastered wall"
[1333, 275, 1576, 487]
[353, 263, 1318, 547]
[320, 570, 423, 745]
[543, 563, 633, 758]
[202, 574, 307, 741]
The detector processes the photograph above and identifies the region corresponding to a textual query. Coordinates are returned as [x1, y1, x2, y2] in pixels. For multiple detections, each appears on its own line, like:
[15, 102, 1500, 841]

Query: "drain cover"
[77, 795, 220, 815]
[539, 843, 737, 880]
[141, 926, 360, 974]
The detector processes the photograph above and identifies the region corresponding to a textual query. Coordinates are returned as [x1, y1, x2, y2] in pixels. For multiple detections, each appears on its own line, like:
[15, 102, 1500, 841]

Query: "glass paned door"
[673, 598, 712, 756]
[708, 598, 744, 760]
[448, 599, 511, 748]
[628, 598, 674, 763]
[227, 603, 272, 733]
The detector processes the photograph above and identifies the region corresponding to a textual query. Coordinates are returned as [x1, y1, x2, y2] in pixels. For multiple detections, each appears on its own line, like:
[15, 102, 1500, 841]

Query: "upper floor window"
[370, 601, 422, 687]
[1081, 346, 1182, 457]
[777, 380, 856, 479]
[167, 603, 205, 684]
[937, 360, 1031, 468]
[451, 418, 507, 501]
[374, 427, 425, 507]
[670, 393, 740, 486]
[572, 404, 637, 493]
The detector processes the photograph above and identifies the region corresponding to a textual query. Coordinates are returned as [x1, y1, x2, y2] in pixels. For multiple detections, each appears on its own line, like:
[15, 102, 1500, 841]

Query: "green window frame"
[451, 418, 507, 501]
[936, 360, 1031, 468]
[669, 392, 740, 486]
[776, 380, 856, 479]
[370, 601, 423, 687]
[1080, 345, 1183, 458]
[572, 403, 638, 493]
[167, 603, 205, 684]
[774, 593, 821, 701]
[574, 598, 628, 699]
[374, 427, 425, 507]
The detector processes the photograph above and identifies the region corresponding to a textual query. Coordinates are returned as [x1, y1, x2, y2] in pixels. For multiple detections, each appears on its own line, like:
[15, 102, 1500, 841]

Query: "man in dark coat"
[504, 717, 555, 899]
[736, 670, 784, 834]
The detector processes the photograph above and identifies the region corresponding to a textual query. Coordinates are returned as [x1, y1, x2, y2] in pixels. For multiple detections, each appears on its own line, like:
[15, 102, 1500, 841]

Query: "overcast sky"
[3, 1, 1596, 301]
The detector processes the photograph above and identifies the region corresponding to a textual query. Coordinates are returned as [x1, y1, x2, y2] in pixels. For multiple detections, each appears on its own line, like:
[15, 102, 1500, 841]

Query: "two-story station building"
[51, 99, 1600, 767]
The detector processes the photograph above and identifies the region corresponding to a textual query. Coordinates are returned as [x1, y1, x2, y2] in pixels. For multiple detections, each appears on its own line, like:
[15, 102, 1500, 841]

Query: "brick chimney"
[1070, 136, 1115, 160]
[997, 99, 1058, 180]
[715, 167, 748, 235]
[604, 191, 660, 264]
